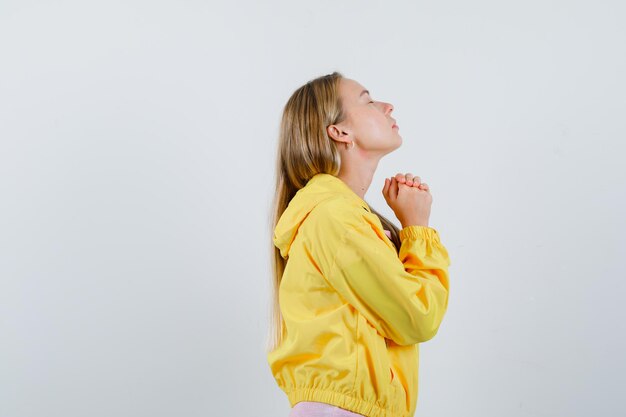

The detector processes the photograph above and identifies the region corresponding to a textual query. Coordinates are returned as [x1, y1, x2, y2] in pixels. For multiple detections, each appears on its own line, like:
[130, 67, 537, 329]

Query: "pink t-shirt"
[289, 401, 367, 417]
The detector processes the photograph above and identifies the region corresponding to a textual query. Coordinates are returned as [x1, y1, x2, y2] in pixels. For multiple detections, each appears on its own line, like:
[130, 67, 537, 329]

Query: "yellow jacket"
[267, 173, 451, 417]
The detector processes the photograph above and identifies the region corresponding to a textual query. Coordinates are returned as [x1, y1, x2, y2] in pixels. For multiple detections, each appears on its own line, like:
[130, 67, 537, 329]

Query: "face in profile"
[329, 77, 401, 155]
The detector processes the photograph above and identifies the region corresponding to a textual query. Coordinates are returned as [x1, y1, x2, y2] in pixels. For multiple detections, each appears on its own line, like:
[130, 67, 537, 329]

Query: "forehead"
[340, 78, 369, 102]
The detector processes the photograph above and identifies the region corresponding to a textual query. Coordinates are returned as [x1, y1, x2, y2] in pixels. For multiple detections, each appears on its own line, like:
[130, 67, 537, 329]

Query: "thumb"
[389, 177, 398, 201]
[382, 178, 390, 199]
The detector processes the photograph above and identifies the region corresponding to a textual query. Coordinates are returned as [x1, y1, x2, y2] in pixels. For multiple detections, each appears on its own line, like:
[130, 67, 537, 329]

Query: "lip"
[392, 124, 399, 129]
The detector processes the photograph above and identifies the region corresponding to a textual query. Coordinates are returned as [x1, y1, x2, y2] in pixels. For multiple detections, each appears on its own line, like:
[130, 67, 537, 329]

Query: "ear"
[326, 123, 351, 145]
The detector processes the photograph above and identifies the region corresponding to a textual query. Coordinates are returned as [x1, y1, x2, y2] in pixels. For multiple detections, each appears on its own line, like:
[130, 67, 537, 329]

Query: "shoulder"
[306, 196, 383, 240]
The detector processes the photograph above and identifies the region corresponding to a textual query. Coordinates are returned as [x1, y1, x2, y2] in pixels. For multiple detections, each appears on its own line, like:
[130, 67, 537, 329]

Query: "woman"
[266, 71, 451, 417]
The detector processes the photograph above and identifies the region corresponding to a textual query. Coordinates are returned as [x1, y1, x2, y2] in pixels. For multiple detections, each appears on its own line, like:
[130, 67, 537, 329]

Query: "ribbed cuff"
[399, 225, 440, 241]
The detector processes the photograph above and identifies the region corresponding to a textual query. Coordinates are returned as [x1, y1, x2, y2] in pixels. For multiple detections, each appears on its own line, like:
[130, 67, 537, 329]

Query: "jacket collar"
[273, 173, 371, 259]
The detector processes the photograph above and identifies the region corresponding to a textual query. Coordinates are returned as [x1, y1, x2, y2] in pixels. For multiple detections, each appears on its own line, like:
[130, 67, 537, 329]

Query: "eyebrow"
[359, 89, 370, 97]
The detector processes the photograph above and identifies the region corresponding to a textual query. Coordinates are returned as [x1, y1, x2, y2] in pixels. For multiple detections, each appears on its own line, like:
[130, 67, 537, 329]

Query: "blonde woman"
[266, 71, 451, 417]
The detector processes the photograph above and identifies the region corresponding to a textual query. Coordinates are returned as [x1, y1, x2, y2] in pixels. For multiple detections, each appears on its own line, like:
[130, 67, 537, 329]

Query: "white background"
[1, 1, 624, 416]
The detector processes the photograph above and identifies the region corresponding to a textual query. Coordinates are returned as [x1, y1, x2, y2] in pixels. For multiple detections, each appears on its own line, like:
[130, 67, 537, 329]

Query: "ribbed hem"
[286, 387, 402, 417]
[399, 225, 440, 241]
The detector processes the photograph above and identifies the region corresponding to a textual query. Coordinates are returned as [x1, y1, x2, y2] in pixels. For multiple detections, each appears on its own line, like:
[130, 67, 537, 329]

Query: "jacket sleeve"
[326, 222, 451, 346]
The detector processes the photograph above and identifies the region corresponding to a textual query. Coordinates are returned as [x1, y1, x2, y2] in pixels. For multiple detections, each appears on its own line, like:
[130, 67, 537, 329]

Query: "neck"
[337, 160, 379, 200]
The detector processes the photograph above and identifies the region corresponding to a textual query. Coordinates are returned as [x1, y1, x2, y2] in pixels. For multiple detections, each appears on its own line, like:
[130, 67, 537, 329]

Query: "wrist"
[401, 219, 429, 228]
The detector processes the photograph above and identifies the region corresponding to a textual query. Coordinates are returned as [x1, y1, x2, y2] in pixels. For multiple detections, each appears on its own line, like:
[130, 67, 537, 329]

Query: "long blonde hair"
[265, 71, 401, 354]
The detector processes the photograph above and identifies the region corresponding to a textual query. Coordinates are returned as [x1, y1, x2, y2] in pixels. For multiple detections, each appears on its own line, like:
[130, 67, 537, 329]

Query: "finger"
[397, 179, 411, 196]
[395, 173, 406, 184]
[382, 178, 390, 197]
[406, 175, 422, 187]
[404, 172, 414, 185]
[389, 177, 398, 200]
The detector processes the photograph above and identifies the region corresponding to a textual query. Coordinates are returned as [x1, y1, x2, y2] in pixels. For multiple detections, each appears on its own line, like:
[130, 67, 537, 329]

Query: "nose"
[384, 102, 394, 115]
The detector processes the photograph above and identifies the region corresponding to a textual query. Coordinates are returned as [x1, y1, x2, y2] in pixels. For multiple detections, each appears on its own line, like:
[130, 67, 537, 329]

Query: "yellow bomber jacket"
[267, 173, 451, 417]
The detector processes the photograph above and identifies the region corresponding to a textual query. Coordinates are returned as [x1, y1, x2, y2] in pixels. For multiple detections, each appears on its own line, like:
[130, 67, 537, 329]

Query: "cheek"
[355, 112, 388, 139]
